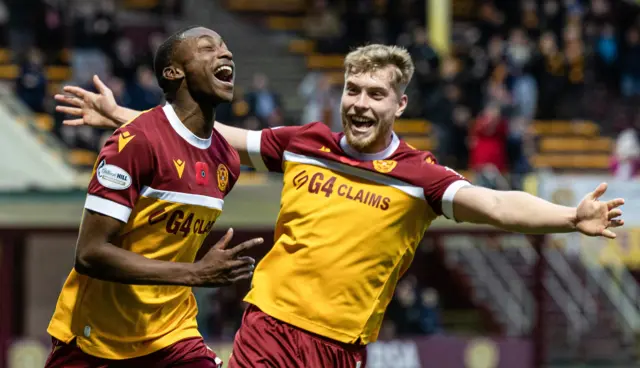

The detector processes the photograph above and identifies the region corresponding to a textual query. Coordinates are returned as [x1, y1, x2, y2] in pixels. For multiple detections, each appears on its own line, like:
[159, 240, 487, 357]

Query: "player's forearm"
[214, 122, 253, 166]
[491, 191, 578, 234]
[75, 242, 200, 286]
[110, 106, 142, 126]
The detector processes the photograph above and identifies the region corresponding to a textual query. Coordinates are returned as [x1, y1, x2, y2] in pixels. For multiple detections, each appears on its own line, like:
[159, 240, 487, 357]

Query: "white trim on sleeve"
[442, 180, 472, 221]
[246, 130, 268, 172]
[84, 195, 132, 223]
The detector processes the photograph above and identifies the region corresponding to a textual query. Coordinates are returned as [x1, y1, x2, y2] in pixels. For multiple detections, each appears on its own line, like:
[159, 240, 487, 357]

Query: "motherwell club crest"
[372, 160, 397, 173]
[217, 164, 229, 192]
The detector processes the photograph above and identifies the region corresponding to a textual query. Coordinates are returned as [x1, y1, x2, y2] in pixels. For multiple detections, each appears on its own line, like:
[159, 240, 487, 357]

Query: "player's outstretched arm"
[75, 211, 263, 286]
[56, 75, 255, 166]
[450, 183, 624, 238]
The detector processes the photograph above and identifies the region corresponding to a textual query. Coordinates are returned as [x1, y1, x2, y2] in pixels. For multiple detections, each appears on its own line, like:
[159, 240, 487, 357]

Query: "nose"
[353, 92, 369, 111]
[219, 48, 233, 60]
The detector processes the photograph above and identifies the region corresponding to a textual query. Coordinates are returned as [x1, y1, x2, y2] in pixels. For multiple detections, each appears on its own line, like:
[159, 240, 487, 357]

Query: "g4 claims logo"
[291, 169, 391, 210]
[293, 170, 309, 189]
[148, 209, 215, 237]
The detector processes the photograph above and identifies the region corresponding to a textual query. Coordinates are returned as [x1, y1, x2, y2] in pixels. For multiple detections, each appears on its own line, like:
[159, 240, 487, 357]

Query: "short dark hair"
[153, 25, 202, 97]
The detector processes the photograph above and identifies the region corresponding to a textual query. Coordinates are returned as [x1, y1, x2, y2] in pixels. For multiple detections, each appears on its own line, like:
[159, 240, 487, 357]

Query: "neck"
[170, 91, 216, 139]
[359, 132, 393, 154]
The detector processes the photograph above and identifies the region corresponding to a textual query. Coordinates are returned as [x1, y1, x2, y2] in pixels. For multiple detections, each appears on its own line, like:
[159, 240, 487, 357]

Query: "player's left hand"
[55, 75, 120, 129]
[575, 183, 624, 239]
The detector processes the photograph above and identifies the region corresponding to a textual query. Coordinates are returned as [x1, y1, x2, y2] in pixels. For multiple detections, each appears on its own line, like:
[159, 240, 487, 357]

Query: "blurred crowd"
[2, 0, 182, 151]
[8, 0, 640, 184]
[301, 0, 640, 186]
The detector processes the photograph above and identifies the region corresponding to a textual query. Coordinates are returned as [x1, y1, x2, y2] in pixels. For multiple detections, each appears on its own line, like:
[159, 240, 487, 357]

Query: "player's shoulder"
[101, 110, 160, 157]
[393, 140, 438, 167]
[390, 141, 466, 185]
[269, 121, 330, 136]
[121, 106, 163, 128]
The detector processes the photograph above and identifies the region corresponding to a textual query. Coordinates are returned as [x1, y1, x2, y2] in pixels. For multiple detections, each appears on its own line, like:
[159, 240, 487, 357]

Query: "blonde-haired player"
[57, 43, 624, 367]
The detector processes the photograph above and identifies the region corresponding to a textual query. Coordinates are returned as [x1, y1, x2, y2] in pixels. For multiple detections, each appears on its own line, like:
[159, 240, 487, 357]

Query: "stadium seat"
[123, 0, 159, 10]
[288, 39, 316, 54]
[225, 0, 306, 13]
[0, 49, 11, 63]
[306, 54, 344, 70]
[237, 172, 270, 186]
[68, 149, 98, 167]
[46, 66, 72, 82]
[35, 114, 53, 132]
[48, 83, 62, 97]
[539, 137, 613, 152]
[531, 154, 610, 169]
[401, 137, 437, 151]
[531, 120, 599, 136]
[0, 64, 18, 79]
[394, 119, 432, 134]
[266, 16, 305, 31]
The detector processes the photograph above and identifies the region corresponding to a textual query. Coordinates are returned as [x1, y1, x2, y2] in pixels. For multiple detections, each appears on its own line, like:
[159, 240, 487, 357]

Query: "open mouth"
[214, 65, 234, 83]
[349, 116, 375, 131]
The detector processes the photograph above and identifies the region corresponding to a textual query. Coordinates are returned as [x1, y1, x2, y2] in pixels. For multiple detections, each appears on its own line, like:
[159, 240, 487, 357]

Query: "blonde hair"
[344, 44, 415, 92]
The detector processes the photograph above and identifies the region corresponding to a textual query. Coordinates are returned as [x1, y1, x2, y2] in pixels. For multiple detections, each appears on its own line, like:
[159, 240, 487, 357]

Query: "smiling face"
[170, 27, 235, 103]
[340, 44, 414, 153]
[341, 65, 408, 152]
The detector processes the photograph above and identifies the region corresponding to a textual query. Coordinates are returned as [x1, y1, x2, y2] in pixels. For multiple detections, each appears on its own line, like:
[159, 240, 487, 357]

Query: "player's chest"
[281, 161, 425, 216]
[150, 144, 234, 199]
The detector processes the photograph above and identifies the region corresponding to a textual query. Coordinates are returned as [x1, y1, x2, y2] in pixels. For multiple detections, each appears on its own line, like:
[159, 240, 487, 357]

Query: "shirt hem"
[49, 323, 201, 360]
[245, 298, 371, 345]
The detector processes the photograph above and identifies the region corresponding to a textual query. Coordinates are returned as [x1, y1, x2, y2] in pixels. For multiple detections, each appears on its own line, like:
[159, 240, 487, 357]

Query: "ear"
[395, 94, 408, 118]
[162, 65, 185, 82]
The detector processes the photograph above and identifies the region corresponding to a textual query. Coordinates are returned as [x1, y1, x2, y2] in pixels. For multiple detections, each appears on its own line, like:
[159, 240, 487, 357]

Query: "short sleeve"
[85, 129, 153, 223]
[245, 126, 304, 173]
[421, 153, 471, 221]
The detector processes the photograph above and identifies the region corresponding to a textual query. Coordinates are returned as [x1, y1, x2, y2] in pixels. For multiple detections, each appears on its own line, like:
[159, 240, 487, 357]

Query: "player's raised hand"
[55, 75, 120, 129]
[194, 228, 264, 287]
[575, 183, 625, 239]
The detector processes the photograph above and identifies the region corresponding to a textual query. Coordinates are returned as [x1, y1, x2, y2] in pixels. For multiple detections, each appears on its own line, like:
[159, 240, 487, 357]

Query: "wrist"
[567, 206, 579, 231]
[181, 262, 204, 287]
[110, 106, 131, 125]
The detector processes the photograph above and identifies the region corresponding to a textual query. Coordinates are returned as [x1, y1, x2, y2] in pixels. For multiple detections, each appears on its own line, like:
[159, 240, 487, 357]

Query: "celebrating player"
[45, 26, 264, 368]
[57, 43, 625, 367]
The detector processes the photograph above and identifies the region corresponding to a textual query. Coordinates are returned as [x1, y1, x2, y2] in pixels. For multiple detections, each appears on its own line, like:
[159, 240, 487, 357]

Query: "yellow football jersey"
[47, 105, 240, 359]
[244, 122, 469, 344]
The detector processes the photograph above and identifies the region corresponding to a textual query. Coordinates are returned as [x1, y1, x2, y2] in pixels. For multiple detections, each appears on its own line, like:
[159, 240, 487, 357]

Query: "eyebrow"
[197, 35, 224, 47]
[346, 80, 386, 91]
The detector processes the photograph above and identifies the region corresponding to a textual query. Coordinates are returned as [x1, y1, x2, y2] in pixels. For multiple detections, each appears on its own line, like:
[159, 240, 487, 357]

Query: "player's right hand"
[55, 75, 121, 129]
[194, 228, 264, 287]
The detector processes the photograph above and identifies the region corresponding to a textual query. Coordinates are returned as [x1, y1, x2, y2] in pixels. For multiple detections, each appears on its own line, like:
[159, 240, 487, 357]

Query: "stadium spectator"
[505, 28, 538, 122]
[611, 127, 640, 179]
[469, 104, 508, 174]
[126, 65, 163, 111]
[418, 288, 442, 335]
[298, 71, 340, 129]
[246, 73, 283, 128]
[303, 0, 344, 53]
[594, 23, 618, 89]
[16, 48, 47, 113]
[621, 27, 640, 97]
[535, 32, 566, 119]
[112, 37, 138, 83]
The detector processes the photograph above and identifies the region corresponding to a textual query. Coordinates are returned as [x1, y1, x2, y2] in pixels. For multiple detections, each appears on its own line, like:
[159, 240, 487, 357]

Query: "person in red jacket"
[469, 104, 508, 173]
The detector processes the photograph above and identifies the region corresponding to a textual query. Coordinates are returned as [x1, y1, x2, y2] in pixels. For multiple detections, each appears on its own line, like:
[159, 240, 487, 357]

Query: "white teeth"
[351, 116, 372, 123]
[214, 65, 233, 75]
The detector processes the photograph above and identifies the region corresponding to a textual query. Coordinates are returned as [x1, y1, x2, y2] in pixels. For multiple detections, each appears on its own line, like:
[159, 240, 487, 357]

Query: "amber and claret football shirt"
[244, 122, 470, 344]
[47, 104, 240, 360]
